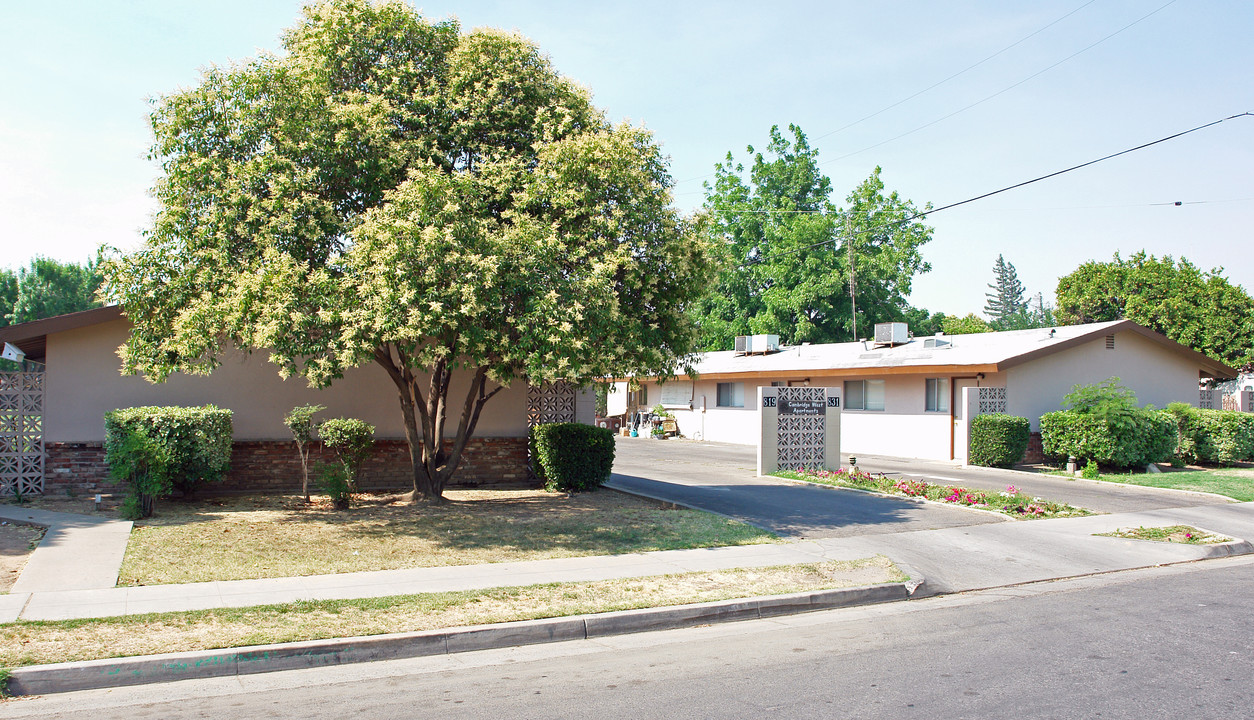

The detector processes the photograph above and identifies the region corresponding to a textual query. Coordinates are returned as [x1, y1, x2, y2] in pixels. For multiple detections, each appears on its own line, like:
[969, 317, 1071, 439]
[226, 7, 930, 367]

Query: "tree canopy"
[103, 0, 712, 502]
[1058, 252, 1254, 371]
[941, 313, 991, 335]
[690, 124, 932, 349]
[1055, 252, 1254, 370]
[1, 256, 102, 328]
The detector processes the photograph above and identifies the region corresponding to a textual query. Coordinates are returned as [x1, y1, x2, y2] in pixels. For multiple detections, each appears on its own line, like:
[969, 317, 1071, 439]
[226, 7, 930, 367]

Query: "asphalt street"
[11, 556, 1252, 719]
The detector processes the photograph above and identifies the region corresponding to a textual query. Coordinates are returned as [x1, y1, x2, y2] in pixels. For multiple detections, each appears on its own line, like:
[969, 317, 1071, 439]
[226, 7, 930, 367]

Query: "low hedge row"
[1168, 403, 1254, 465]
[530, 422, 615, 492]
[104, 405, 234, 505]
[968, 414, 1030, 468]
[1040, 409, 1176, 468]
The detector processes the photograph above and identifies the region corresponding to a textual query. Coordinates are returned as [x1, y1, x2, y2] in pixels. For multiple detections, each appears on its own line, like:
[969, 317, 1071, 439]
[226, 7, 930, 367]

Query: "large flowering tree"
[104, 0, 711, 503]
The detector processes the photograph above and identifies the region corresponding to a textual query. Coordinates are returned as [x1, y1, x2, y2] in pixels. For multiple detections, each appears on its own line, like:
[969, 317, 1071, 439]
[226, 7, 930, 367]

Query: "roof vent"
[734, 334, 781, 356]
[873, 322, 909, 347]
[923, 337, 950, 349]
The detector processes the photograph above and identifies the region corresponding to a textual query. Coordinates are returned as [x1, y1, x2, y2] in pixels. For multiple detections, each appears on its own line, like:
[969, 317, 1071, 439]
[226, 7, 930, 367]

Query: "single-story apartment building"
[0, 306, 593, 496]
[609, 320, 1235, 463]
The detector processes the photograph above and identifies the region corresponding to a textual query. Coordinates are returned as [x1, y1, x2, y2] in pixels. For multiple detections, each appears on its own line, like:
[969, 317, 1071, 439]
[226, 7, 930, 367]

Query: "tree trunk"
[374, 345, 504, 506]
[298, 441, 311, 503]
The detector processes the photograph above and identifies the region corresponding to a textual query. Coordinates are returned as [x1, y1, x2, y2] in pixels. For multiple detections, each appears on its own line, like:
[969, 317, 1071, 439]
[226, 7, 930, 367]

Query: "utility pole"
[846, 212, 857, 341]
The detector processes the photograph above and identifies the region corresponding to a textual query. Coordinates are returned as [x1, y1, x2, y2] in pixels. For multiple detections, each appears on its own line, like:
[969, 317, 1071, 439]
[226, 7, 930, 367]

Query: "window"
[925, 378, 950, 412]
[843, 379, 885, 411]
[716, 382, 745, 408]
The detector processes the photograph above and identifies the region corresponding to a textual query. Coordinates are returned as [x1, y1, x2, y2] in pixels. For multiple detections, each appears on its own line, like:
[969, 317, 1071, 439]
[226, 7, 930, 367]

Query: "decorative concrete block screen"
[757, 385, 841, 476]
[1199, 389, 1218, 410]
[527, 381, 576, 426]
[0, 361, 44, 496]
[977, 386, 1008, 414]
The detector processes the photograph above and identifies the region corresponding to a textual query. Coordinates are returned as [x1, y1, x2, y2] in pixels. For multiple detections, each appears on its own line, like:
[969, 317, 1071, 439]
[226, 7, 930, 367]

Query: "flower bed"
[779, 468, 1091, 520]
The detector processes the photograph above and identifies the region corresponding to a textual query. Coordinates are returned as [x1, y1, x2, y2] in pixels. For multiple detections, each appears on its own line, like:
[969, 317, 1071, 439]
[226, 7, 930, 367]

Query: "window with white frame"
[716, 382, 745, 408]
[843, 379, 885, 411]
[925, 378, 950, 412]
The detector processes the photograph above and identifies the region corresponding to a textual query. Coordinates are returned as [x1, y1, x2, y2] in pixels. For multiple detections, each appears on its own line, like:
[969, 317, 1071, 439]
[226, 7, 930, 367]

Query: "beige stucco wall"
[1006, 330, 1201, 430]
[44, 318, 532, 442]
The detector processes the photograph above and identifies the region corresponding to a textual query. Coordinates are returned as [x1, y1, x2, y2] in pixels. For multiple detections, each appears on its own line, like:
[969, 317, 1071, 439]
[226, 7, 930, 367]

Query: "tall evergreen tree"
[984, 254, 1026, 325]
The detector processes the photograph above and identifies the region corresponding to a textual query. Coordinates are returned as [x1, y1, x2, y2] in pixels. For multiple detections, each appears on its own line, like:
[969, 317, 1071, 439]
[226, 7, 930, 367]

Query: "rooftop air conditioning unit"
[734, 334, 781, 355]
[873, 322, 909, 347]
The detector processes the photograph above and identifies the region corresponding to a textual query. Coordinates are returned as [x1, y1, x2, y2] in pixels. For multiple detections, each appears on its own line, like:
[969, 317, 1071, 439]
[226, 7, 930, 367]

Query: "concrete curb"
[4, 579, 925, 696]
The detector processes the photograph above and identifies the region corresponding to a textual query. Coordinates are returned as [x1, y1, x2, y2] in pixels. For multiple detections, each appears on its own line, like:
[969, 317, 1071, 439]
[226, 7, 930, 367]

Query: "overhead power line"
[676, 0, 1172, 186]
[810, 0, 1099, 143]
[821, 0, 1180, 167]
[727, 112, 1253, 265]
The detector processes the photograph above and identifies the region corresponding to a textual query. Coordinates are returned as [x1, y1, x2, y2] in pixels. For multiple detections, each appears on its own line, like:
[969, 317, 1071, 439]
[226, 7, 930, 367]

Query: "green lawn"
[1089, 468, 1254, 501]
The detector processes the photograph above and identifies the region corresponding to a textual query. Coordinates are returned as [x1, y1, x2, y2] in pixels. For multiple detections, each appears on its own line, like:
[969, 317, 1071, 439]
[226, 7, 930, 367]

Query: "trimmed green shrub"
[530, 423, 615, 492]
[105, 427, 170, 519]
[1041, 377, 1176, 469]
[968, 414, 1030, 468]
[104, 405, 233, 499]
[1168, 403, 1254, 465]
[1040, 409, 1176, 468]
[314, 462, 352, 510]
[318, 417, 375, 491]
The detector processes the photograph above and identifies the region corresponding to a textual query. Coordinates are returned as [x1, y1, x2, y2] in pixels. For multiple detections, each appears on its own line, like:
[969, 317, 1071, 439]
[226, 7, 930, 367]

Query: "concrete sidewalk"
[0, 504, 133, 622]
[6, 501, 1254, 623]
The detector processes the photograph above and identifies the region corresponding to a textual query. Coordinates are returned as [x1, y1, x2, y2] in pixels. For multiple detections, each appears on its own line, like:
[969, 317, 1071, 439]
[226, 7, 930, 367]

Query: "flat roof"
[633, 320, 1235, 381]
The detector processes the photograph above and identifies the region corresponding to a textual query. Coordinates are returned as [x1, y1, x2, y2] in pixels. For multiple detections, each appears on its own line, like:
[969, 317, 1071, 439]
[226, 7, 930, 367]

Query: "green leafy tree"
[1055, 252, 1254, 369]
[941, 313, 991, 335]
[102, 0, 711, 504]
[2, 256, 102, 327]
[283, 404, 324, 503]
[691, 125, 932, 349]
[896, 306, 947, 337]
[0, 269, 16, 328]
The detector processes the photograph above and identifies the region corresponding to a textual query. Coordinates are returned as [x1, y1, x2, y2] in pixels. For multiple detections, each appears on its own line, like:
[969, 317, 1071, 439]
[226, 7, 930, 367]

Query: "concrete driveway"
[610, 437, 1004, 539]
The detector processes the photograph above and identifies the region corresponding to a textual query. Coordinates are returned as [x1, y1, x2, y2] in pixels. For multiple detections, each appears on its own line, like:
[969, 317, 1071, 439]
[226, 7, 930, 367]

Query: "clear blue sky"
[2, 0, 1250, 317]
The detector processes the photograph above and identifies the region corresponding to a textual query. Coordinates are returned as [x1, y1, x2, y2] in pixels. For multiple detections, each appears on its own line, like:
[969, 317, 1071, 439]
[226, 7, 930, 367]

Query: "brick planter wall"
[43, 437, 533, 496]
[1023, 432, 1045, 464]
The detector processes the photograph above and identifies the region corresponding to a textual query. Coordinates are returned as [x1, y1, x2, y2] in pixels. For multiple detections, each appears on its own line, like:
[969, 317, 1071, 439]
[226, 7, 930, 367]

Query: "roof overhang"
[0, 305, 124, 361]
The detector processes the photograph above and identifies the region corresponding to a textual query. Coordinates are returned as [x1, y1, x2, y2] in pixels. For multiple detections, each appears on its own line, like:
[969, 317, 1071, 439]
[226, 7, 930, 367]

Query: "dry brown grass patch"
[0, 557, 902, 667]
[118, 489, 774, 585]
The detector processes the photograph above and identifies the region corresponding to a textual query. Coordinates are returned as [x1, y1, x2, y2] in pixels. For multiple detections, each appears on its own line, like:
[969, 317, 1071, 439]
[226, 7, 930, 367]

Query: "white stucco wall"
[44, 318, 533, 442]
[1006, 330, 1202, 430]
[837, 375, 967, 461]
[646, 374, 966, 461]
